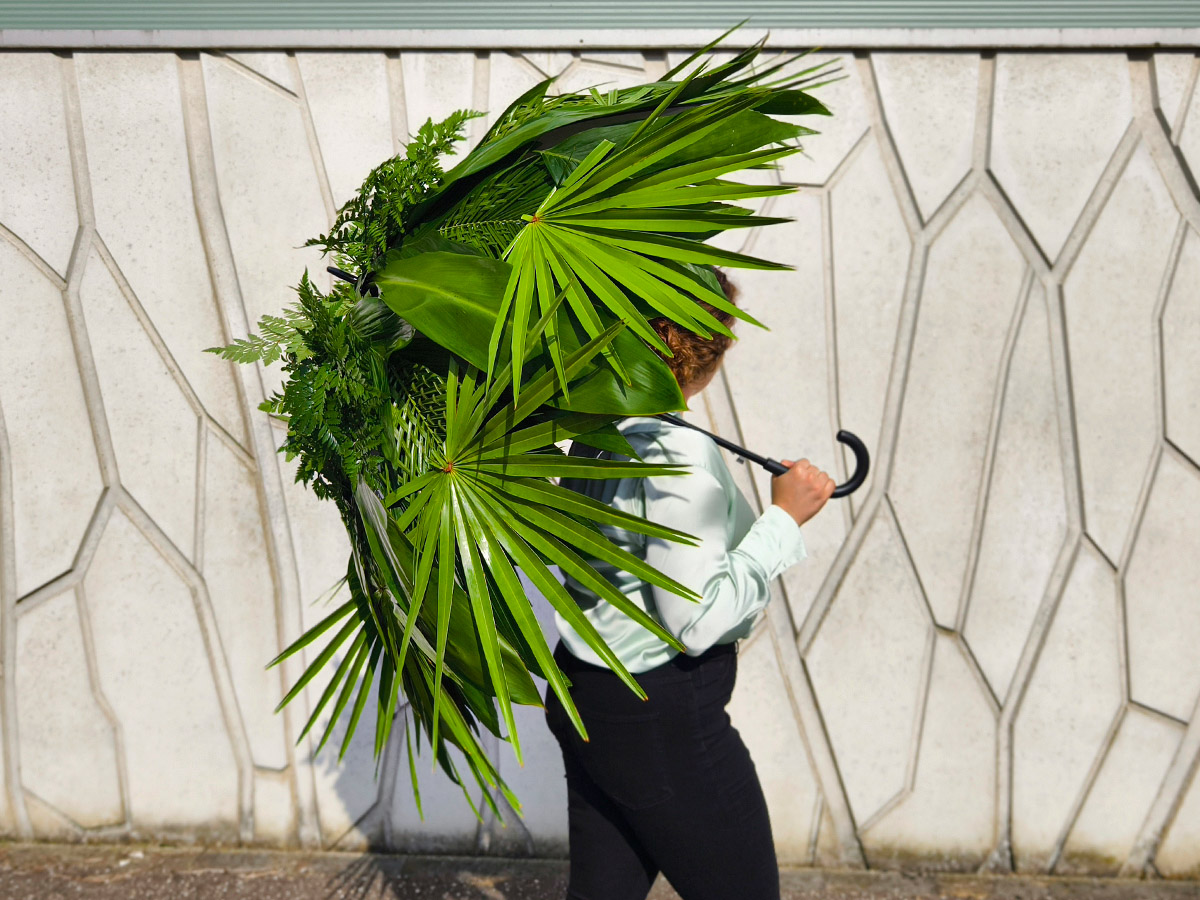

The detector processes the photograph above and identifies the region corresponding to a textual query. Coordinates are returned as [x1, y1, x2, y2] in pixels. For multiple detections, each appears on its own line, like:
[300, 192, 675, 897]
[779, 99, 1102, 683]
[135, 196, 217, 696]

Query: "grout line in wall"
[955, 267, 1036, 635]
[177, 53, 321, 847]
[973, 53, 996, 172]
[1047, 704, 1126, 874]
[385, 51, 408, 153]
[0, 222, 67, 288]
[291, 53, 337, 222]
[212, 50, 299, 101]
[75, 582, 132, 828]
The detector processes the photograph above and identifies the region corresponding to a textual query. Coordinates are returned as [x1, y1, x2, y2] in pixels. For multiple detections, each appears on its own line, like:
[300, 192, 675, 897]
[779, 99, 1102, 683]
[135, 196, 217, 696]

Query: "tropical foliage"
[209, 31, 833, 819]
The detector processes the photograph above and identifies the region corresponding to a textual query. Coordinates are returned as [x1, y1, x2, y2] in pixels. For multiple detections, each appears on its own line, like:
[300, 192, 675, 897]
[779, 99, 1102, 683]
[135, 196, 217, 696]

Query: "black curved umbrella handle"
[762, 430, 870, 498]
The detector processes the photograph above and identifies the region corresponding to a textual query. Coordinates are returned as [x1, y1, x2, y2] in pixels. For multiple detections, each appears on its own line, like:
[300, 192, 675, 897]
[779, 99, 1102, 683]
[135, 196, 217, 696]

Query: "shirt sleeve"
[642, 464, 807, 656]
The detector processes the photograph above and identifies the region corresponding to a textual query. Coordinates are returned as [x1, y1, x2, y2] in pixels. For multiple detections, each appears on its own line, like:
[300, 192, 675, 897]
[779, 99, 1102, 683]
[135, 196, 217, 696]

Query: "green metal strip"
[2, 0, 1200, 30]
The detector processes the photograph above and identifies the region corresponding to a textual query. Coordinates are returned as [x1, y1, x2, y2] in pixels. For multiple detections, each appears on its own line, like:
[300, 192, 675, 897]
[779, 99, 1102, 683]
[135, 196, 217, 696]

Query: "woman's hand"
[771, 459, 836, 527]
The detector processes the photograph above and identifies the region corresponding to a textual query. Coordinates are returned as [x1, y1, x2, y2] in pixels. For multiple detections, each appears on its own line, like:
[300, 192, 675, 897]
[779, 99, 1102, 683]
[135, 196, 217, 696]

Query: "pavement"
[0, 843, 1197, 900]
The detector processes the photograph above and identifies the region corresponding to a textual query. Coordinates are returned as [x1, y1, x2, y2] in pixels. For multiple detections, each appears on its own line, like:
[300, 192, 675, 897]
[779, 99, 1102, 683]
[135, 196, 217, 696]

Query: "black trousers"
[544, 640, 780, 900]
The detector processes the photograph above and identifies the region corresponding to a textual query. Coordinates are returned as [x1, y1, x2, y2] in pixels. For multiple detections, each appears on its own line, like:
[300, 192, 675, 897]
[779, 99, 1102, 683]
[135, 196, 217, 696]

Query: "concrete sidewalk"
[0, 843, 1196, 900]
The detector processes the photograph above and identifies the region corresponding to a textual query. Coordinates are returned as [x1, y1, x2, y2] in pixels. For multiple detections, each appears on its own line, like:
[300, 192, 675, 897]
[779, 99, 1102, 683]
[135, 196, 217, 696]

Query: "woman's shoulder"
[620, 416, 727, 475]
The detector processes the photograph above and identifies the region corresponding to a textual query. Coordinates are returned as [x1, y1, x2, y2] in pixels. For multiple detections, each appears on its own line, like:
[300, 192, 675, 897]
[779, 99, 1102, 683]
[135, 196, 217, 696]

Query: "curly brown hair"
[648, 269, 739, 389]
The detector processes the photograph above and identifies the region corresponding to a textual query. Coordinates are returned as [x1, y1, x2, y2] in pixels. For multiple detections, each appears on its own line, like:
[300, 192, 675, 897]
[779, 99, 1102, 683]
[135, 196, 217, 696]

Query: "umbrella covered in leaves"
[210, 31, 835, 820]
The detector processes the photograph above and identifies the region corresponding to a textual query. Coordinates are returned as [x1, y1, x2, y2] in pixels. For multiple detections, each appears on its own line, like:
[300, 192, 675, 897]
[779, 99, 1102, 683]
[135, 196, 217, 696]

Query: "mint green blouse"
[555, 415, 808, 674]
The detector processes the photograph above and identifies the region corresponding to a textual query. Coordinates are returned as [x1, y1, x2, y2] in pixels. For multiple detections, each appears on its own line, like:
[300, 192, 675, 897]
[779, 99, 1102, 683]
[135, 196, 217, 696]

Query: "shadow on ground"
[1, 843, 1197, 900]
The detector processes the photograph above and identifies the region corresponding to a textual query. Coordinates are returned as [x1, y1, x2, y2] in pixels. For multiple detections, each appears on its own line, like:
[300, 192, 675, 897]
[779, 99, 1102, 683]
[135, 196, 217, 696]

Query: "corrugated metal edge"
[2, 27, 1199, 50]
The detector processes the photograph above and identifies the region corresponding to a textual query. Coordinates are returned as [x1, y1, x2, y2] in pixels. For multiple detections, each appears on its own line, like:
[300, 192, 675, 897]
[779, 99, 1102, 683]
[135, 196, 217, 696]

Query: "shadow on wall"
[315, 571, 568, 877]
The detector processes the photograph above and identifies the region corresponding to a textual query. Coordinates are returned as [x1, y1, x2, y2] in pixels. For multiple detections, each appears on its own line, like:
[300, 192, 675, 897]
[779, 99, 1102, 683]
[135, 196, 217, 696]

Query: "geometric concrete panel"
[16, 592, 122, 829]
[991, 53, 1132, 263]
[778, 53, 870, 186]
[964, 288, 1068, 699]
[254, 771, 296, 845]
[1153, 54, 1197, 133]
[1064, 142, 1180, 562]
[388, 738, 484, 854]
[0, 241, 102, 597]
[498, 702, 568, 856]
[0, 53, 78, 276]
[729, 634, 824, 864]
[579, 50, 645, 71]
[519, 51, 575, 80]
[1125, 452, 1200, 722]
[831, 136, 911, 507]
[74, 52, 247, 446]
[891, 193, 1025, 626]
[486, 53, 550, 133]
[200, 53, 331, 401]
[721, 192, 845, 626]
[1164, 228, 1200, 463]
[304, 628, 387, 849]
[296, 52, 395, 208]
[84, 510, 239, 831]
[1179, 76, 1200, 176]
[551, 59, 652, 100]
[400, 52, 479, 166]
[1060, 707, 1182, 875]
[202, 434, 288, 770]
[863, 634, 996, 866]
[275, 436, 352, 615]
[807, 510, 932, 825]
[1012, 542, 1123, 871]
[225, 52, 297, 93]
[1157, 762, 1200, 877]
[871, 53, 979, 221]
[79, 246, 198, 558]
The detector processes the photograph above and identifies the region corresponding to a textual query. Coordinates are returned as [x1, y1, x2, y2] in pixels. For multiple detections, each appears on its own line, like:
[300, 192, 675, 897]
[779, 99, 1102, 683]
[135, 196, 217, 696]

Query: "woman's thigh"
[553, 651, 780, 900]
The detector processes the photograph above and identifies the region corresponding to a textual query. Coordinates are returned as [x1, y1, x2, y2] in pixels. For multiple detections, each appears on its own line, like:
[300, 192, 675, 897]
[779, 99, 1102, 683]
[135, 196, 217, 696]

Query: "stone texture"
[963, 288, 1068, 699]
[203, 433, 289, 770]
[872, 53, 979, 221]
[1064, 143, 1179, 562]
[1060, 707, 1182, 875]
[1153, 54, 1197, 135]
[254, 772, 296, 844]
[991, 53, 1132, 263]
[75, 52, 247, 446]
[728, 634, 824, 864]
[498, 701, 567, 855]
[1177, 70, 1200, 173]
[779, 53, 870, 186]
[16, 591, 122, 829]
[1157, 761, 1200, 876]
[296, 52, 394, 209]
[225, 52, 297, 93]
[1125, 452, 1200, 722]
[400, 52, 478, 165]
[0, 241, 102, 597]
[84, 509, 239, 831]
[721, 192, 846, 625]
[807, 509, 932, 825]
[486, 52, 548, 132]
[830, 136, 910, 513]
[201, 53, 330, 401]
[1163, 228, 1200, 464]
[891, 193, 1026, 627]
[0, 53, 77, 276]
[862, 634, 995, 865]
[387, 733, 483, 854]
[79, 245, 197, 558]
[1012, 543, 1122, 871]
[551, 59, 651, 98]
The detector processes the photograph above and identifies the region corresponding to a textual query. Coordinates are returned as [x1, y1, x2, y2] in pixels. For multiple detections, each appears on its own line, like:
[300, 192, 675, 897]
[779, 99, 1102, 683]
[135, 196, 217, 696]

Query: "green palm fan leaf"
[208, 30, 833, 818]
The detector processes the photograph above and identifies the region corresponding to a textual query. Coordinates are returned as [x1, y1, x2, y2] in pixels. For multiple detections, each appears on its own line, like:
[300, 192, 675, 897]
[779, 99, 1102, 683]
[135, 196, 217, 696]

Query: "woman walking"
[545, 273, 837, 900]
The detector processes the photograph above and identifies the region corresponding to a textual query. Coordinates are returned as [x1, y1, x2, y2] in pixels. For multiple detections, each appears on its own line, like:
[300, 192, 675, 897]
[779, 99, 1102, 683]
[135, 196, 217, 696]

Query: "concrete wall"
[0, 45, 1199, 877]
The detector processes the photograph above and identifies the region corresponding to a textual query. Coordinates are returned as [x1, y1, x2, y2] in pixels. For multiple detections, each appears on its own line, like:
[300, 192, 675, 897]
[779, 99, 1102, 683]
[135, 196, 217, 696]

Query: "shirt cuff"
[735, 504, 808, 581]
